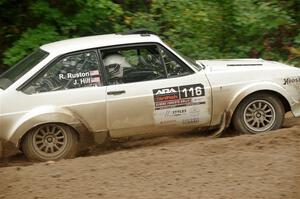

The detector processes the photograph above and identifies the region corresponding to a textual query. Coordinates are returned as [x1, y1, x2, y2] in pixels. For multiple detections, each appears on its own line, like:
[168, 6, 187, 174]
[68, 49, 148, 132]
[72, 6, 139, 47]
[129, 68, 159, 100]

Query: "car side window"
[23, 51, 102, 94]
[101, 45, 167, 85]
[159, 46, 194, 77]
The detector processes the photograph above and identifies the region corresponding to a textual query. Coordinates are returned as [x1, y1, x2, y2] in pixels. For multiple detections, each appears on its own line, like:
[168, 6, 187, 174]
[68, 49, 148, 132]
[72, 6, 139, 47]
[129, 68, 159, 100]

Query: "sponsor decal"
[154, 87, 178, 95]
[153, 84, 206, 125]
[165, 109, 187, 117]
[159, 120, 176, 125]
[183, 118, 200, 124]
[153, 86, 179, 103]
[153, 84, 205, 110]
[283, 76, 300, 85]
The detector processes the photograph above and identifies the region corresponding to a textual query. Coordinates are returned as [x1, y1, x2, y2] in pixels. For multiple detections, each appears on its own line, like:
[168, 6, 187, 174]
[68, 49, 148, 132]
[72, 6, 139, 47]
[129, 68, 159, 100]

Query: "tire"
[22, 123, 78, 161]
[233, 93, 285, 134]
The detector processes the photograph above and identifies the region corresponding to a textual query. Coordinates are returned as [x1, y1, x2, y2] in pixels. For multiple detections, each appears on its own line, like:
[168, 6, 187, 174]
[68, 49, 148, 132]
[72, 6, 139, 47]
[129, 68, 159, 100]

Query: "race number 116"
[179, 84, 205, 98]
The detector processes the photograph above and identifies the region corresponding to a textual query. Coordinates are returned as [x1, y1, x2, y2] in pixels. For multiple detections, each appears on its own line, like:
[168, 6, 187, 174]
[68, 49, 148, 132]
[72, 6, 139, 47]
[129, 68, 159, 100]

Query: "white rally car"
[0, 30, 299, 161]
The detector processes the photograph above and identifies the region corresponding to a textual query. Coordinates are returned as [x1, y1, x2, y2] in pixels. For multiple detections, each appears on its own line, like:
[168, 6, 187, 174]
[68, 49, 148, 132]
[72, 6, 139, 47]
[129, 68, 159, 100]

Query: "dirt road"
[0, 117, 300, 199]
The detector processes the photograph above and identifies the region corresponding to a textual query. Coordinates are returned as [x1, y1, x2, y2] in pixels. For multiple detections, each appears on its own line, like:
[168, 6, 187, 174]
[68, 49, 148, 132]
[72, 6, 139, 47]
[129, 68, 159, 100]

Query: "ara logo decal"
[153, 87, 179, 96]
[155, 88, 178, 95]
[153, 86, 180, 103]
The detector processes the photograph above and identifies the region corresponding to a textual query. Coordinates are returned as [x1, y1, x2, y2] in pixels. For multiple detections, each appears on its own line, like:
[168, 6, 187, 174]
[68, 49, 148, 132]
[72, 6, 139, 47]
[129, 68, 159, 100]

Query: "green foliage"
[128, 1, 221, 58]
[4, 24, 61, 65]
[128, 0, 299, 64]
[0, 0, 299, 69]
[1, 0, 123, 68]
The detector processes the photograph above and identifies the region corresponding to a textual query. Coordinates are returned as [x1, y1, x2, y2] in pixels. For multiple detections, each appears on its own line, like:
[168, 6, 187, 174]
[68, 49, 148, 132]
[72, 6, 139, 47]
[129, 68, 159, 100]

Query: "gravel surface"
[0, 117, 299, 199]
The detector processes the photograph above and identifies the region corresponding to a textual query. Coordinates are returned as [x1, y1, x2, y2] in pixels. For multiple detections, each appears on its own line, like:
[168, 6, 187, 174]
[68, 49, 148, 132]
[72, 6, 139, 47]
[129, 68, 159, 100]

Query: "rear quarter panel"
[0, 86, 107, 145]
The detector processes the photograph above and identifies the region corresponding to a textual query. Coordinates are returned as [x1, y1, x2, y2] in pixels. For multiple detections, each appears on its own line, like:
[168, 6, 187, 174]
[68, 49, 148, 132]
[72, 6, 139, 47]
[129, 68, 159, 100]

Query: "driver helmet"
[102, 53, 131, 78]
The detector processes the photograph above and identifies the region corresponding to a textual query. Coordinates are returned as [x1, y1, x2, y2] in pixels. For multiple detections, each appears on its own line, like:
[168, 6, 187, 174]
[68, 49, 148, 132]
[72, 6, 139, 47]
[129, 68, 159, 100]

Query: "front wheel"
[233, 93, 285, 134]
[22, 123, 78, 161]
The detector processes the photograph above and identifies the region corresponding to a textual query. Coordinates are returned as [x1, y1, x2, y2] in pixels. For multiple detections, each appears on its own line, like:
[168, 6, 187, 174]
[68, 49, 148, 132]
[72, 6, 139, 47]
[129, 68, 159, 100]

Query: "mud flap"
[0, 139, 19, 159]
[0, 139, 2, 159]
[94, 131, 109, 145]
[211, 111, 230, 138]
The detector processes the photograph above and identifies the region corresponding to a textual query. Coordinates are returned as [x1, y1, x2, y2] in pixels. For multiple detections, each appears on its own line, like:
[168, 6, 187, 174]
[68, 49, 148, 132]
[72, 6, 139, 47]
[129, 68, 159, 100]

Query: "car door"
[101, 44, 212, 138]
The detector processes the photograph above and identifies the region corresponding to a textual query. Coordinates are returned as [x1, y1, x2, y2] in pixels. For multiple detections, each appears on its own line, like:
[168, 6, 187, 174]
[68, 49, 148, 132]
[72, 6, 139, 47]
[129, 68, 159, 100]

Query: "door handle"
[107, 90, 126, 95]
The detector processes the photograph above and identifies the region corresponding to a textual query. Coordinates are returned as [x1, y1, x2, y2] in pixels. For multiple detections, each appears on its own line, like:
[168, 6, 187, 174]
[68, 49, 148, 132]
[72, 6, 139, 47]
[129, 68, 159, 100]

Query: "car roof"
[40, 34, 162, 55]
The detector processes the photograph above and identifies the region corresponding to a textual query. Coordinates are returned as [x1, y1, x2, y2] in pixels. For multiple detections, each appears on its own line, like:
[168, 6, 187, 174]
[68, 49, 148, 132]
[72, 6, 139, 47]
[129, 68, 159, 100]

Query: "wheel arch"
[19, 122, 81, 150]
[8, 106, 93, 148]
[226, 82, 292, 127]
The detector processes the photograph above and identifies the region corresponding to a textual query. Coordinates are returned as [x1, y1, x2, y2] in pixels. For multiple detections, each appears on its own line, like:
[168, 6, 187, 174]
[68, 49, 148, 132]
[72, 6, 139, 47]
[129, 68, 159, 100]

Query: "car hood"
[196, 59, 291, 72]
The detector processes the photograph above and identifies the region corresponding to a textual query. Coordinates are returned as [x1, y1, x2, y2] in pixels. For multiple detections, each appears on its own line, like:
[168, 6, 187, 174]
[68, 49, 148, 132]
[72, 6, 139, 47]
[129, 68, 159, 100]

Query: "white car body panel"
[198, 59, 300, 126]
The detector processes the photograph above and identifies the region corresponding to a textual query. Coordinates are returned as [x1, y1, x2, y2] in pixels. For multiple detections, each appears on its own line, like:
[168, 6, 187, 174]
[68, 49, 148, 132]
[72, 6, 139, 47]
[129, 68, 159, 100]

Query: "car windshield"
[0, 49, 49, 90]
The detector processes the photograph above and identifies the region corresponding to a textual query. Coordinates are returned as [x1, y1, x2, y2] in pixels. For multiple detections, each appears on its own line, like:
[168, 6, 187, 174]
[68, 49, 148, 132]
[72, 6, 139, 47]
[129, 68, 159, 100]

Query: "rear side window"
[0, 49, 48, 90]
[23, 51, 102, 94]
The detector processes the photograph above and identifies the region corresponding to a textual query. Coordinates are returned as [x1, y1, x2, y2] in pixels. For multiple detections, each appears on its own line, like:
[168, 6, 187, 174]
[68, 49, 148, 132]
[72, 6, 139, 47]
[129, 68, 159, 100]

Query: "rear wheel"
[22, 123, 78, 161]
[233, 93, 285, 134]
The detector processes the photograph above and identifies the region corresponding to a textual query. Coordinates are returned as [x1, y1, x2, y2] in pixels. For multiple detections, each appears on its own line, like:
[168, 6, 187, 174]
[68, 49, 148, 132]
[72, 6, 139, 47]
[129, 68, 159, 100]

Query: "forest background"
[0, 0, 299, 73]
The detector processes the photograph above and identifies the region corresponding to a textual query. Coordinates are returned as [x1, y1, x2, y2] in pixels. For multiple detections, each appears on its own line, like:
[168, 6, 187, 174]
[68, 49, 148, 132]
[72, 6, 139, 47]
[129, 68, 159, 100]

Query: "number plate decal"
[153, 84, 206, 125]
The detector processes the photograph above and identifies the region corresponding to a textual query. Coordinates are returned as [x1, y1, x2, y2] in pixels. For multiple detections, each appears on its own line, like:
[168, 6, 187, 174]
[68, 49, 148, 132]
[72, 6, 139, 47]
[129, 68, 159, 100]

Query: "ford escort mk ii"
[0, 31, 300, 161]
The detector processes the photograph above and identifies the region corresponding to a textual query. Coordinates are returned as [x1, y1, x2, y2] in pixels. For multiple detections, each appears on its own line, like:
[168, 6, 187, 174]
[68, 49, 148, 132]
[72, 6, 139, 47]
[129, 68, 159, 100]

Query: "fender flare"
[226, 81, 292, 126]
[8, 106, 89, 146]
